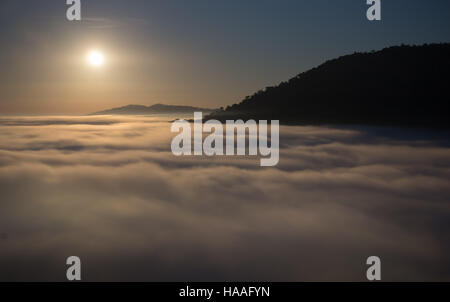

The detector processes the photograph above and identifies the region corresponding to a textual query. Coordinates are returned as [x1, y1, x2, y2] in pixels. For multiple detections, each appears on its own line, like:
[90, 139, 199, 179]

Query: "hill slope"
[207, 43, 450, 127]
[91, 104, 215, 115]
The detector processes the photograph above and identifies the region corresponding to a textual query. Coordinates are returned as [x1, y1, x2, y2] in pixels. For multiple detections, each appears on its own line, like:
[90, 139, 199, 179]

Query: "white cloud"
[0, 116, 449, 281]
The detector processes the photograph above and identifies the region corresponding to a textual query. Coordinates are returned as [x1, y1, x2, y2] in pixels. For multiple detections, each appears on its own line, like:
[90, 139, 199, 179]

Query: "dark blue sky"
[1, 0, 450, 113]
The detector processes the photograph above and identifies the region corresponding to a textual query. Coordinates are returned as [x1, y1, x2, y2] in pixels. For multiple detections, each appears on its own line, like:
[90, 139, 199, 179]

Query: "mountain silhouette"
[91, 103, 215, 115]
[207, 43, 450, 128]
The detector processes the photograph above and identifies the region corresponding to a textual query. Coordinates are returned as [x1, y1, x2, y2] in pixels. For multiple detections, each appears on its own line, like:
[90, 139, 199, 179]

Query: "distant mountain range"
[206, 43, 450, 128]
[91, 104, 215, 115]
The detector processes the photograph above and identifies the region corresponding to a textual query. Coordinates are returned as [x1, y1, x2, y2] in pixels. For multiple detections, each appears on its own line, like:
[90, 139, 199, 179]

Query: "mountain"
[91, 104, 215, 115]
[206, 43, 450, 128]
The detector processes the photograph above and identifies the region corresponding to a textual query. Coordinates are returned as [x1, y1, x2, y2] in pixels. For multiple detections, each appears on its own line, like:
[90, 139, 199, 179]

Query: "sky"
[0, 0, 450, 114]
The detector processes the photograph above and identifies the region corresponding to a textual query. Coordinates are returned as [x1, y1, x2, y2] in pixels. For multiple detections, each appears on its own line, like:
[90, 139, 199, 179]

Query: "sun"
[88, 51, 104, 67]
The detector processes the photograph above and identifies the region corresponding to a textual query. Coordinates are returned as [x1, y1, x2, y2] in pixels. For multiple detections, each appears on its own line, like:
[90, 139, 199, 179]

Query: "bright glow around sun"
[88, 51, 104, 67]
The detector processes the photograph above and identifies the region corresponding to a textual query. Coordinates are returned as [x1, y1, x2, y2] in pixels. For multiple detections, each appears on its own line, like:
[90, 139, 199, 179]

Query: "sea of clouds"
[0, 115, 449, 281]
